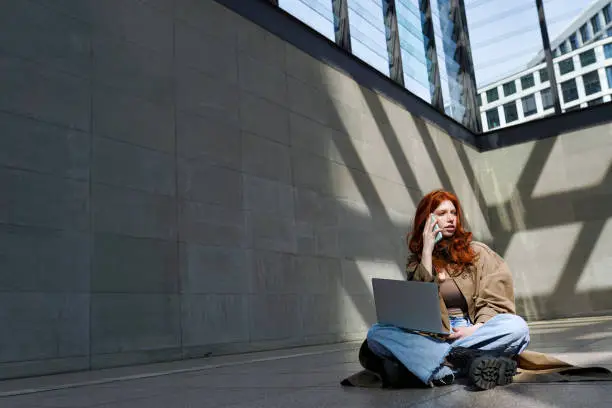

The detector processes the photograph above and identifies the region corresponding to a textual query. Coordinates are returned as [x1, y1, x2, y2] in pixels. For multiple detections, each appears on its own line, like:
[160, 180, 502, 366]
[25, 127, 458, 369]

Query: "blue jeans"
[366, 313, 530, 386]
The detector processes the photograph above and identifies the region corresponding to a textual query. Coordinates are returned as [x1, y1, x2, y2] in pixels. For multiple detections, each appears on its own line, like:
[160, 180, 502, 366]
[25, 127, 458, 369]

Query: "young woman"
[366, 189, 530, 390]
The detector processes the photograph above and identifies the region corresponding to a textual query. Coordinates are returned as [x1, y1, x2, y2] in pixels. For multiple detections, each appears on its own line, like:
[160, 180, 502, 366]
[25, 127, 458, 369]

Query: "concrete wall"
[0, 0, 488, 378]
[477, 122, 612, 320]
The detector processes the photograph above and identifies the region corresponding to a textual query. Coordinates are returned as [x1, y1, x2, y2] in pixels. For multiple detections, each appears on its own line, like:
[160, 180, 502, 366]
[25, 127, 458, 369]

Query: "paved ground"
[2, 316, 612, 408]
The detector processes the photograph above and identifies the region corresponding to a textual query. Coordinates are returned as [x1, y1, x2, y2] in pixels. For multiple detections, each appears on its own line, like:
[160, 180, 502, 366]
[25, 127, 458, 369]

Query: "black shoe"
[381, 359, 422, 389]
[447, 347, 517, 390]
[468, 355, 517, 390]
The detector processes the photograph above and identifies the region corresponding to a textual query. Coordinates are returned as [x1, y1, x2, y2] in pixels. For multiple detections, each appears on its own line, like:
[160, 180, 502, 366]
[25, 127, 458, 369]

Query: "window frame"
[569, 34, 579, 50]
[559, 58, 575, 75]
[521, 94, 538, 117]
[540, 88, 554, 110]
[486, 107, 500, 130]
[520, 73, 535, 90]
[486, 87, 499, 103]
[561, 78, 579, 104]
[503, 102, 519, 123]
[579, 49, 597, 67]
[580, 24, 591, 43]
[591, 15, 601, 33]
[582, 71, 601, 96]
[502, 81, 517, 96]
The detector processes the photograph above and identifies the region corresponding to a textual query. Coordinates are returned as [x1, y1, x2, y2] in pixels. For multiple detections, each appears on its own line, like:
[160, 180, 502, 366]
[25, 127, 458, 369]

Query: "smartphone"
[431, 214, 443, 244]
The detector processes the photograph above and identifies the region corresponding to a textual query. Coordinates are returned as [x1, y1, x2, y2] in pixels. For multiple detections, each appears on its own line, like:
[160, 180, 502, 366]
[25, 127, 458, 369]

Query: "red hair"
[407, 190, 476, 274]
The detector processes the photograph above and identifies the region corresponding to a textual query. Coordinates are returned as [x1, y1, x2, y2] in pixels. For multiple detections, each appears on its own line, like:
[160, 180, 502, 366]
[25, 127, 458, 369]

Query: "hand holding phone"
[431, 214, 443, 244]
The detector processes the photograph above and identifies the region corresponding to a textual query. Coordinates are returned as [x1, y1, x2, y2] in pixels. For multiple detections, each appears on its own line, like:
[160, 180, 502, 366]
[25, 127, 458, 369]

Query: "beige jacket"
[407, 241, 516, 332]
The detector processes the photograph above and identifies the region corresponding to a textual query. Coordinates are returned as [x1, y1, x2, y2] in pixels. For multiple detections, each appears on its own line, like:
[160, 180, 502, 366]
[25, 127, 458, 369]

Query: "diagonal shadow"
[359, 90, 453, 199]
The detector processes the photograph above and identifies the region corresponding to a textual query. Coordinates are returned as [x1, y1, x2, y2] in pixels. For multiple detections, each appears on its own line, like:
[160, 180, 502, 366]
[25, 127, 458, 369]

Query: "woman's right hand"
[420, 214, 438, 279]
[422, 213, 439, 255]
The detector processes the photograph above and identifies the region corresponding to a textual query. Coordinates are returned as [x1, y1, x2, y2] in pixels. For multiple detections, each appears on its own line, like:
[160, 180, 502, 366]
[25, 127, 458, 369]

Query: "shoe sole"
[468, 356, 517, 390]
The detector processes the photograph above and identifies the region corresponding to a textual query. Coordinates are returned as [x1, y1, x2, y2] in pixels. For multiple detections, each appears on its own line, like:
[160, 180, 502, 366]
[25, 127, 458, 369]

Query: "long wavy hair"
[407, 190, 476, 274]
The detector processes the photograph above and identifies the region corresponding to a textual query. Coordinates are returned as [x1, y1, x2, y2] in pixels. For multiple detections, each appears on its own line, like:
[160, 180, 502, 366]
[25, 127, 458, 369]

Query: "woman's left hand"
[447, 323, 483, 340]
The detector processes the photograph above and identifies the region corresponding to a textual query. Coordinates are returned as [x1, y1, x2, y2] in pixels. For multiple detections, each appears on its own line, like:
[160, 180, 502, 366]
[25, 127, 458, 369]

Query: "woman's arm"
[406, 213, 438, 282]
[406, 260, 435, 282]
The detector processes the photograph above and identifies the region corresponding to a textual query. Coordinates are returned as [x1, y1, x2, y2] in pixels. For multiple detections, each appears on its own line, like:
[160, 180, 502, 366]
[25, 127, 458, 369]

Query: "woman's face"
[433, 200, 457, 238]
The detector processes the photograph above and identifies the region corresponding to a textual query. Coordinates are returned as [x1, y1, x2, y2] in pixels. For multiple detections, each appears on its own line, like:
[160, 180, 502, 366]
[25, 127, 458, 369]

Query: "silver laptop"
[372, 278, 449, 335]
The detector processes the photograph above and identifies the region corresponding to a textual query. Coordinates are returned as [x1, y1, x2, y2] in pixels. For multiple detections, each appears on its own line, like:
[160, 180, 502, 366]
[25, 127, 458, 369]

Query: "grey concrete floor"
[2, 316, 612, 408]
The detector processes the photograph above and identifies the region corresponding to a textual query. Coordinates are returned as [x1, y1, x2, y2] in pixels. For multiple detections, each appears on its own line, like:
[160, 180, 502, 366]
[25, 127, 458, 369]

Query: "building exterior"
[478, 0, 612, 131]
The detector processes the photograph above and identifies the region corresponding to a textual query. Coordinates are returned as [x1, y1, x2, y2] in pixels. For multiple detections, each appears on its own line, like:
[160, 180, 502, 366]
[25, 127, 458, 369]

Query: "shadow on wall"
[298, 29, 612, 326]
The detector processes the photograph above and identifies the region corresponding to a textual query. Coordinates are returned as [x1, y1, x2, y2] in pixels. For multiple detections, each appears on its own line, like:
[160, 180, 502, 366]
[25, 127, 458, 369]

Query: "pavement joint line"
[0, 346, 358, 398]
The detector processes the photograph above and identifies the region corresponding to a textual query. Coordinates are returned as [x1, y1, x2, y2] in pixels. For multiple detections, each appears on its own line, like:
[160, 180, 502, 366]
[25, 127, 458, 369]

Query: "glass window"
[580, 24, 591, 43]
[605, 4, 612, 24]
[521, 74, 535, 90]
[486, 108, 500, 130]
[486, 88, 499, 103]
[559, 42, 568, 54]
[566, 105, 582, 112]
[587, 98, 604, 106]
[604, 43, 612, 59]
[553, 48, 561, 57]
[522, 95, 537, 117]
[580, 49, 597, 67]
[559, 58, 574, 75]
[502, 81, 516, 96]
[583, 71, 601, 95]
[477, 93, 482, 107]
[541, 88, 554, 110]
[608, 27, 612, 37]
[569, 34, 578, 50]
[503, 102, 518, 123]
[606, 67, 612, 88]
[591, 15, 601, 33]
[561, 79, 579, 103]
[347, 1, 390, 77]
[539, 68, 549, 83]
[279, 0, 334, 41]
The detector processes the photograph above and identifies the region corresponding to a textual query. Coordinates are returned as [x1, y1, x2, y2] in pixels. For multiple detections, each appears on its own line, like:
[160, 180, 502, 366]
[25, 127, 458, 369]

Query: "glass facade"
[348, 0, 390, 76]
[580, 49, 597, 67]
[503, 102, 518, 123]
[580, 24, 590, 43]
[436, 0, 479, 129]
[503, 81, 516, 96]
[486, 107, 500, 129]
[522, 94, 537, 116]
[591, 15, 601, 34]
[521, 74, 535, 90]
[561, 79, 579, 104]
[277, 0, 612, 134]
[279, 0, 334, 41]
[396, 0, 431, 102]
[541, 88, 553, 110]
[583, 71, 601, 96]
[559, 58, 575, 75]
[569, 34, 579, 50]
[486, 87, 499, 103]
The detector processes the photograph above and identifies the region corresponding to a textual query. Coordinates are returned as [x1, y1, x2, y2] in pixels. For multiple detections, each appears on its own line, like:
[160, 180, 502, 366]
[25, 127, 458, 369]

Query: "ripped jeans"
[366, 313, 530, 385]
